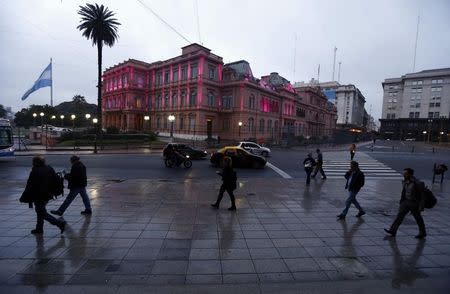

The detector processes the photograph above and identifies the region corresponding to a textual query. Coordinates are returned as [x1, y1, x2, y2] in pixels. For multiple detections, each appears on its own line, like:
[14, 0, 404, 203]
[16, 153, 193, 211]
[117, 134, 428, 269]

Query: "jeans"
[58, 187, 92, 213]
[341, 190, 364, 216]
[35, 201, 62, 230]
[305, 168, 313, 184]
[390, 201, 426, 235]
[214, 184, 236, 207]
[312, 164, 326, 178]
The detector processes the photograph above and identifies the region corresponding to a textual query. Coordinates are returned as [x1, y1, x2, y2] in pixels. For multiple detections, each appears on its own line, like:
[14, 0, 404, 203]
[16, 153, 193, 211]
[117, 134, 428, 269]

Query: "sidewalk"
[0, 176, 449, 292]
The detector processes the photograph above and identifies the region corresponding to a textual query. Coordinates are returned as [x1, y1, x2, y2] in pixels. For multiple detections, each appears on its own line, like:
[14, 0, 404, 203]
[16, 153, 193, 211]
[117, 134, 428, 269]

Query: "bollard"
[411, 146, 415, 153]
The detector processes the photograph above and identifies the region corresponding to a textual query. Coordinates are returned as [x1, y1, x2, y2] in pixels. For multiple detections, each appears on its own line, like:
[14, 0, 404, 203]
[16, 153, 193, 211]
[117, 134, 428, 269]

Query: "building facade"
[380, 68, 450, 141]
[102, 44, 337, 142]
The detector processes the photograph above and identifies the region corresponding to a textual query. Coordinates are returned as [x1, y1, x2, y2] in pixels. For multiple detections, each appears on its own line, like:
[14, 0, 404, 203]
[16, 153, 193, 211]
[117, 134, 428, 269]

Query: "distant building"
[102, 44, 337, 142]
[380, 68, 450, 141]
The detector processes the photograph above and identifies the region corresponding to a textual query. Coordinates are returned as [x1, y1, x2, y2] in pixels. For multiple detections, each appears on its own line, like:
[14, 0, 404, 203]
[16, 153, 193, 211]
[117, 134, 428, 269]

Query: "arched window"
[248, 94, 255, 109]
[248, 118, 254, 133]
[180, 91, 186, 107]
[189, 90, 197, 107]
[267, 120, 272, 132]
[172, 93, 177, 108]
[207, 91, 215, 107]
[164, 94, 169, 108]
[156, 117, 161, 129]
[259, 119, 265, 133]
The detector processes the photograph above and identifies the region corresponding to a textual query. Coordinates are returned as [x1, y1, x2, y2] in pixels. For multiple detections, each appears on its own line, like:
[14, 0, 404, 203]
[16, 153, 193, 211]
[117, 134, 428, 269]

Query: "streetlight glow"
[238, 121, 243, 126]
[40, 112, 44, 117]
[33, 113, 37, 118]
[71, 114, 76, 120]
[51, 115, 56, 119]
[85, 113, 91, 119]
[168, 115, 175, 121]
[144, 115, 150, 121]
[422, 131, 427, 134]
[93, 118, 98, 124]
[60, 115, 64, 119]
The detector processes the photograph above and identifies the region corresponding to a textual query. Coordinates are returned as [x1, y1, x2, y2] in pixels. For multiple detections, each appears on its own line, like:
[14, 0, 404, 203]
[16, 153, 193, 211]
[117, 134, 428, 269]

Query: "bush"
[106, 126, 119, 134]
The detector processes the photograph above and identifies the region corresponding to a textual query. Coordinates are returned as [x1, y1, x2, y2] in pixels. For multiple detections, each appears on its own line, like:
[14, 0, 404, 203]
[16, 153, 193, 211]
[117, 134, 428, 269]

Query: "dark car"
[210, 146, 267, 168]
[163, 143, 208, 160]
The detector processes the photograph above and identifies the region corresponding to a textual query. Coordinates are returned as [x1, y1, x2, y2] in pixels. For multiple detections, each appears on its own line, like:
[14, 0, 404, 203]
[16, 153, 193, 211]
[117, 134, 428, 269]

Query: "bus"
[0, 119, 14, 158]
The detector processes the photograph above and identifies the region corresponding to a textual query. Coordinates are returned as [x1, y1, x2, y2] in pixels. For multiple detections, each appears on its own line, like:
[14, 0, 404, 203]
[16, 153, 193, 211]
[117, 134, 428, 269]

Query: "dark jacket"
[65, 161, 87, 189]
[219, 166, 237, 190]
[345, 169, 365, 192]
[303, 157, 316, 170]
[316, 153, 323, 165]
[400, 176, 424, 206]
[22, 164, 55, 203]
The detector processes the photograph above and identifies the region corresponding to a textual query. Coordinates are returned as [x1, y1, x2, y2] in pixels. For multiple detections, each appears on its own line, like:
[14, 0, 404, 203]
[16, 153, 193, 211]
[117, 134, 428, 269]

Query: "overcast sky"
[1, 0, 450, 120]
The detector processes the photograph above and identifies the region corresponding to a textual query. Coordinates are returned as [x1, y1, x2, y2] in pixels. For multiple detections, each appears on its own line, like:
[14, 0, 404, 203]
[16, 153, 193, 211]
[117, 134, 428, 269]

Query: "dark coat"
[65, 161, 87, 189]
[303, 157, 316, 170]
[345, 169, 365, 192]
[400, 176, 424, 206]
[316, 153, 323, 165]
[22, 164, 55, 203]
[219, 166, 237, 190]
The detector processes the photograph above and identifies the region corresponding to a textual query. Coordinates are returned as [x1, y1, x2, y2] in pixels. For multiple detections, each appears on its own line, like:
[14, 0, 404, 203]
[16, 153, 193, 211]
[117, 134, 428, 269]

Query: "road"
[1, 140, 448, 182]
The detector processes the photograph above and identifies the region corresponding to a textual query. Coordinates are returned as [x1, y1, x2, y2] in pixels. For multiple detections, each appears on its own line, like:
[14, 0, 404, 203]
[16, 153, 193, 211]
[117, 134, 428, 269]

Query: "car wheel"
[184, 159, 192, 168]
[261, 151, 268, 157]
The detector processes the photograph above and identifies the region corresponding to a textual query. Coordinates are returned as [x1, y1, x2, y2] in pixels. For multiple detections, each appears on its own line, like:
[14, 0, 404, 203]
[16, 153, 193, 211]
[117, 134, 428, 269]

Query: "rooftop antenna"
[338, 61, 341, 83]
[317, 64, 320, 83]
[412, 15, 420, 72]
[194, 0, 202, 45]
[332, 47, 337, 81]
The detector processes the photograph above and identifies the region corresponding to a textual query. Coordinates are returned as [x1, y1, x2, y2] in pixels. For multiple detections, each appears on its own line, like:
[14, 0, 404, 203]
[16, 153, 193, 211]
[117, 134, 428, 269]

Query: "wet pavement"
[1, 170, 450, 292]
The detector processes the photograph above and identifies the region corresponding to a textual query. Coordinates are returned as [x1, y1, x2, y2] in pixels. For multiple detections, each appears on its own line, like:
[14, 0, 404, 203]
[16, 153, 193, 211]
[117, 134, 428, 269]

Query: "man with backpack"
[337, 161, 366, 220]
[21, 156, 66, 234]
[384, 168, 427, 239]
[51, 155, 92, 216]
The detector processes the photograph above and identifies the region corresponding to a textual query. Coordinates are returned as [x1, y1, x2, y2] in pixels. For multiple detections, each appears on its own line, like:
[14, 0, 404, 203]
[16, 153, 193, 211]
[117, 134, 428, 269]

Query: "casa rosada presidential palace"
[102, 44, 337, 142]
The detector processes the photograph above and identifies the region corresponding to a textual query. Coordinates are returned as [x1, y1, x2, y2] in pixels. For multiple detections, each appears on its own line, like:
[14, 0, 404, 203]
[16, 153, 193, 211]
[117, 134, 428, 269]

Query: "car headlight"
[204, 151, 207, 154]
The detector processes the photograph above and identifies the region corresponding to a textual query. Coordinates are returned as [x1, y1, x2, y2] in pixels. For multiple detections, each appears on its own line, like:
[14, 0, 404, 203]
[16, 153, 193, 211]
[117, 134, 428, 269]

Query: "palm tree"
[77, 3, 120, 142]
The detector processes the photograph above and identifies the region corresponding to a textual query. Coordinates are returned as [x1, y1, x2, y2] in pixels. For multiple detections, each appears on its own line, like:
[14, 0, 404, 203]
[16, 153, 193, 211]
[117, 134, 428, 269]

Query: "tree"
[77, 3, 120, 136]
[0, 104, 6, 118]
[72, 94, 87, 104]
[14, 105, 57, 128]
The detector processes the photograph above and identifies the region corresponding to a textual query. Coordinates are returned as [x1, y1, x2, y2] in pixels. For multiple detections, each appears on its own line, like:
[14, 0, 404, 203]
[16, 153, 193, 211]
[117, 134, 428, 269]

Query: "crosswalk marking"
[321, 152, 402, 180]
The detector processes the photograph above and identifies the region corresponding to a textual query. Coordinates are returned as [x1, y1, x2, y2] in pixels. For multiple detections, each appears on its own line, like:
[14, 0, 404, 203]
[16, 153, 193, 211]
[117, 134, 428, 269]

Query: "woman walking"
[211, 157, 237, 211]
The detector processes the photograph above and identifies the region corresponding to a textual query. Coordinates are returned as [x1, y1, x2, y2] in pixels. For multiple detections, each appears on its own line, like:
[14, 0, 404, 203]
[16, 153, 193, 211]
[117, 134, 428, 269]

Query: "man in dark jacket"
[303, 153, 316, 185]
[311, 149, 326, 180]
[337, 161, 366, 220]
[22, 156, 66, 234]
[211, 157, 237, 210]
[384, 168, 426, 239]
[51, 155, 92, 216]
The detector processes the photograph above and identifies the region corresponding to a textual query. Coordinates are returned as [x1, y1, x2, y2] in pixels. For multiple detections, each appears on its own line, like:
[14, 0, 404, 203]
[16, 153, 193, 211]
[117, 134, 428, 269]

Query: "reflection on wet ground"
[0, 176, 449, 291]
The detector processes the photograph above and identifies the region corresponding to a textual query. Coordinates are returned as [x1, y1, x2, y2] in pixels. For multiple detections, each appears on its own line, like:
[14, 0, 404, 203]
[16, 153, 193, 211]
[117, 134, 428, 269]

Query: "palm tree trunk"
[97, 42, 103, 150]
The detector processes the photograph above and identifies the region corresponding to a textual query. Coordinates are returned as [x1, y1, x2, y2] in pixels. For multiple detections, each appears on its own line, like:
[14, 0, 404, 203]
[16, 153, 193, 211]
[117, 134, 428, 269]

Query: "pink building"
[102, 44, 337, 142]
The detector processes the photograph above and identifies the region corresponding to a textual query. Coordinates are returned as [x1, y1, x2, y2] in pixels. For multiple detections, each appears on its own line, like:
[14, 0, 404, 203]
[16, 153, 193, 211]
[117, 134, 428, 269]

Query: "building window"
[156, 95, 162, 109]
[415, 103, 421, 108]
[190, 64, 198, 79]
[409, 112, 414, 118]
[164, 117, 168, 129]
[248, 94, 256, 109]
[428, 112, 434, 118]
[268, 120, 273, 133]
[222, 119, 230, 131]
[412, 80, 423, 85]
[179, 116, 184, 130]
[208, 66, 216, 80]
[189, 91, 197, 107]
[429, 103, 435, 107]
[156, 117, 161, 129]
[164, 71, 170, 85]
[172, 93, 177, 108]
[189, 116, 195, 131]
[432, 79, 443, 84]
[435, 102, 441, 107]
[221, 96, 232, 109]
[207, 91, 215, 107]
[248, 118, 254, 133]
[415, 112, 420, 118]
[180, 91, 186, 107]
[164, 94, 169, 108]
[181, 67, 187, 80]
[434, 112, 440, 118]
[431, 86, 442, 92]
[156, 72, 162, 86]
[173, 69, 178, 82]
[259, 119, 265, 133]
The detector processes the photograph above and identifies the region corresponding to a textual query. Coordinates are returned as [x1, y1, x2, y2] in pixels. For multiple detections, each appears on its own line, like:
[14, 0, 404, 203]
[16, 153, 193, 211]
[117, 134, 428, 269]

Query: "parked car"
[163, 143, 208, 159]
[210, 146, 267, 168]
[237, 141, 271, 157]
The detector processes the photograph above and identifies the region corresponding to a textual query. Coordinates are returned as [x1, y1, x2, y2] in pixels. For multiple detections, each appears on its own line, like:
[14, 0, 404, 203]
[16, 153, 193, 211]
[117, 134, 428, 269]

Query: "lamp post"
[422, 130, 427, 142]
[144, 115, 150, 149]
[60, 115, 64, 127]
[71, 114, 76, 151]
[238, 121, 243, 139]
[427, 119, 433, 142]
[168, 115, 175, 142]
[33, 113, 37, 127]
[85, 113, 91, 128]
[93, 118, 98, 154]
[40, 112, 44, 146]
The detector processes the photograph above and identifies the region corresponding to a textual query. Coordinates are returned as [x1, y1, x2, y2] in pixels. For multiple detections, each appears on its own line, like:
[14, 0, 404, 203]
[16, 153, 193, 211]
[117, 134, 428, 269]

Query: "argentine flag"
[21, 62, 52, 101]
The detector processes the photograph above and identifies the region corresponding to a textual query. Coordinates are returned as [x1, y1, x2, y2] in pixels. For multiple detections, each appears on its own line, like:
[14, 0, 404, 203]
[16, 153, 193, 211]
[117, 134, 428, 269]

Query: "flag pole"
[50, 58, 53, 107]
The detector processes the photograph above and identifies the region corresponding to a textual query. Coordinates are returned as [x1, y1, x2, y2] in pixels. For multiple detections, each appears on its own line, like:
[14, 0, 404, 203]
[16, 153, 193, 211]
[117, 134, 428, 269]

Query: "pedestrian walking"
[349, 143, 356, 160]
[51, 155, 92, 216]
[21, 156, 66, 235]
[303, 153, 316, 185]
[211, 157, 237, 210]
[311, 148, 326, 180]
[384, 168, 427, 239]
[337, 161, 366, 219]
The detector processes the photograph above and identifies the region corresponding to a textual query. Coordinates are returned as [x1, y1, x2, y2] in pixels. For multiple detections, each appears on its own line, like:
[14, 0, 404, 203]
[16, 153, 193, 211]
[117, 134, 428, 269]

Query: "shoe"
[415, 233, 426, 239]
[384, 229, 396, 237]
[322, 177, 327, 180]
[80, 210, 92, 215]
[356, 211, 366, 218]
[50, 210, 63, 216]
[57, 221, 66, 234]
[228, 206, 236, 211]
[210, 204, 219, 209]
[336, 214, 345, 220]
[31, 229, 43, 235]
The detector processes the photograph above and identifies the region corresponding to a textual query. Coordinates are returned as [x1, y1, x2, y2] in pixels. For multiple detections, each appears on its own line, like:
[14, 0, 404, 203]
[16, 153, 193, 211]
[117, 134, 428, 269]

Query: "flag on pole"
[21, 62, 52, 101]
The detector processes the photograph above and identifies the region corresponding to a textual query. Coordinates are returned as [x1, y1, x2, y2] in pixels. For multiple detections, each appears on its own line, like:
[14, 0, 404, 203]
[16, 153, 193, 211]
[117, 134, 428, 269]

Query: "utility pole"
[332, 47, 337, 81]
[338, 62, 342, 83]
[413, 15, 420, 72]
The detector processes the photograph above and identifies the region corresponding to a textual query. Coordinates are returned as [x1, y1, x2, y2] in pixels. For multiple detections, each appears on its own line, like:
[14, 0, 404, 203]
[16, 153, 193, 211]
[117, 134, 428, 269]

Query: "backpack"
[423, 186, 437, 209]
[48, 166, 64, 198]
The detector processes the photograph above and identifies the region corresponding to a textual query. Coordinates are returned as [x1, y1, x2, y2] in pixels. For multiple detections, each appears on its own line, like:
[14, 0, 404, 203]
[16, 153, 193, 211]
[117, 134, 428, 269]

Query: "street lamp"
[144, 115, 150, 132]
[71, 114, 76, 151]
[39, 112, 44, 146]
[427, 119, 433, 142]
[60, 115, 65, 127]
[33, 113, 37, 127]
[92, 118, 98, 154]
[238, 121, 243, 138]
[85, 114, 91, 127]
[168, 115, 175, 141]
